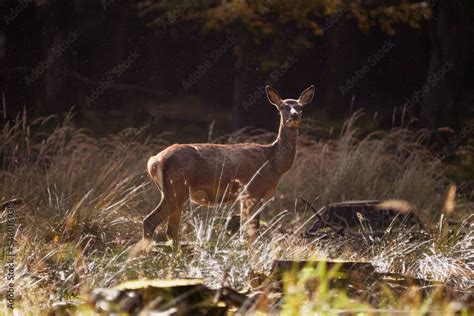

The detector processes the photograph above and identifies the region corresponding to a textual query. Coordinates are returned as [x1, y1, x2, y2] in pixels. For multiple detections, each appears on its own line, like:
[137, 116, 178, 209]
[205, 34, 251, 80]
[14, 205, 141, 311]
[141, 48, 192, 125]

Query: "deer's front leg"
[240, 198, 260, 244]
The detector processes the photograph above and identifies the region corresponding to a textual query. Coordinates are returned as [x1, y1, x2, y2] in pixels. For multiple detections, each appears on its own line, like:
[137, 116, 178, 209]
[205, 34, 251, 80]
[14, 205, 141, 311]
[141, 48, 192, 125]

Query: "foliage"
[137, 0, 432, 66]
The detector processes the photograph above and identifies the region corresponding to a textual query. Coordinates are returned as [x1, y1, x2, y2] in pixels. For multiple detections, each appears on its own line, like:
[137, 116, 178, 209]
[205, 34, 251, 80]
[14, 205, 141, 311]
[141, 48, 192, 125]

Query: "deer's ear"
[266, 86, 282, 107]
[298, 85, 315, 106]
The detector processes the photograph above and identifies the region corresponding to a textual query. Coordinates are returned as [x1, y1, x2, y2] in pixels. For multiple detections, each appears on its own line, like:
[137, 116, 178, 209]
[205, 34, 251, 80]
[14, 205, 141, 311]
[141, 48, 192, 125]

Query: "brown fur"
[143, 85, 315, 244]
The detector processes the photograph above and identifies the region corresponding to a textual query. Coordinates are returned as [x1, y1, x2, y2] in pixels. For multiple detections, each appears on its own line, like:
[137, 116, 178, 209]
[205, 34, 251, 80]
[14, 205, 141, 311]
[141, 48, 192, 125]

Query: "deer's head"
[266, 85, 315, 128]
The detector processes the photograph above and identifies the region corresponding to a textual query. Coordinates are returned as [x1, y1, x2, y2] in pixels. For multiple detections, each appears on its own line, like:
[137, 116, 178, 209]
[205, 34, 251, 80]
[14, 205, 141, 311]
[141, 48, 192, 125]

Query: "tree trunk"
[419, 0, 466, 129]
[321, 18, 355, 117]
[41, 0, 78, 114]
[231, 35, 256, 130]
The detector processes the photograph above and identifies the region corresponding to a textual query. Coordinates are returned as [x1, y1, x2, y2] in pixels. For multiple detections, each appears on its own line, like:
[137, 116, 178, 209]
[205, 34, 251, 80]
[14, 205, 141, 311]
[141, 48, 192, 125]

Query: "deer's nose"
[290, 112, 299, 119]
[290, 108, 299, 119]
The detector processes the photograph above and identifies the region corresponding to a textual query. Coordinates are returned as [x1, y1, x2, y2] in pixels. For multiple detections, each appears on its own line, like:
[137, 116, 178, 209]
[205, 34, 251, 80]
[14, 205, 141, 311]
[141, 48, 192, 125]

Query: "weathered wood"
[306, 200, 426, 237]
[88, 279, 254, 315]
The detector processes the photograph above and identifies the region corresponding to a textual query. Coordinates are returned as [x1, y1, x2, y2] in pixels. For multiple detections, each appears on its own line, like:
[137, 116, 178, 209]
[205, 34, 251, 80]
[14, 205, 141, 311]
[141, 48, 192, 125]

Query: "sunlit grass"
[0, 110, 472, 314]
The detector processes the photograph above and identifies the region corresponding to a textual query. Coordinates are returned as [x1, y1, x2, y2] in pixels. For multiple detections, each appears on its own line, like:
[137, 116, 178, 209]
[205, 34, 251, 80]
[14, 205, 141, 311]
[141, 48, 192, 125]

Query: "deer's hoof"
[128, 238, 153, 257]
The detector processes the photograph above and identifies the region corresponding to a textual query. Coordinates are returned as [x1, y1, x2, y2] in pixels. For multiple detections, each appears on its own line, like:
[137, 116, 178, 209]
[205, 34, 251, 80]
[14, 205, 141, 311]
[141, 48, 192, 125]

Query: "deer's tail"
[147, 155, 164, 193]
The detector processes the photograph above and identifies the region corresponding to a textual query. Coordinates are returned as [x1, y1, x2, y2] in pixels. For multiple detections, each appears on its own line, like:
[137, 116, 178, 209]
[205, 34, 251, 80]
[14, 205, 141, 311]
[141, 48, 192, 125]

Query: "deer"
[143, 85, 315, 245]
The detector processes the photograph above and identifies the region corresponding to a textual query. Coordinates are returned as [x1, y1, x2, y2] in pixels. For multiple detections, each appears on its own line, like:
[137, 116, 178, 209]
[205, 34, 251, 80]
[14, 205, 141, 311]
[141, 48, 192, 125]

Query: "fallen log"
[88, 279, 255, 315]
[305, 200, 427, 237]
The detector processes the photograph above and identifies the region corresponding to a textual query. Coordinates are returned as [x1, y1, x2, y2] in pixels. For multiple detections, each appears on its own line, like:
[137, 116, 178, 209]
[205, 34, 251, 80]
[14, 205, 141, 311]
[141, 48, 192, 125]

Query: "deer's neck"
[270, 115, 298, 174]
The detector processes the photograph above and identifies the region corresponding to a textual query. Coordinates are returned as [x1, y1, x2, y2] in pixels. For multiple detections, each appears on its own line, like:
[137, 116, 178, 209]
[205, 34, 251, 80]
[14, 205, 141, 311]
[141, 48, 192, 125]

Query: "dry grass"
[0, 110, 472, 314]
[225, 111, 453, 226]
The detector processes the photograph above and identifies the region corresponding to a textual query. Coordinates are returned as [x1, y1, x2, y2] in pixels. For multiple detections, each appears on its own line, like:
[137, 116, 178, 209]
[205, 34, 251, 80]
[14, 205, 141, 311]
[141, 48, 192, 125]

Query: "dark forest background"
[1, 0, 473, 140]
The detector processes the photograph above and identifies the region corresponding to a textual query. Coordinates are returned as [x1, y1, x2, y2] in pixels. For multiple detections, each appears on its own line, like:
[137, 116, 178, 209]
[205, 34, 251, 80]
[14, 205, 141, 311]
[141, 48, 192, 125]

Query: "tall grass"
[0, 110, 472, 313]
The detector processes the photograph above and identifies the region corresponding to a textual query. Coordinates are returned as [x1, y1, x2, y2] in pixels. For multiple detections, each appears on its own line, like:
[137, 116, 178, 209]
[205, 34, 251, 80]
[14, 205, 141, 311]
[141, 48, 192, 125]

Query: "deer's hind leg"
[143, 201, 171, 240]
[164, 183, 189, 245]
[143, 198, 187, 243]
[144, 152, 191, 245]
[143, 183, 188, 243]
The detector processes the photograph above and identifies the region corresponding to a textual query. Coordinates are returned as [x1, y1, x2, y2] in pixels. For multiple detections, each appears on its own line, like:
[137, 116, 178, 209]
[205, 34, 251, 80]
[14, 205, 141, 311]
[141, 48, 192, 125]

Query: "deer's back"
[148, 143, 278, 200]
